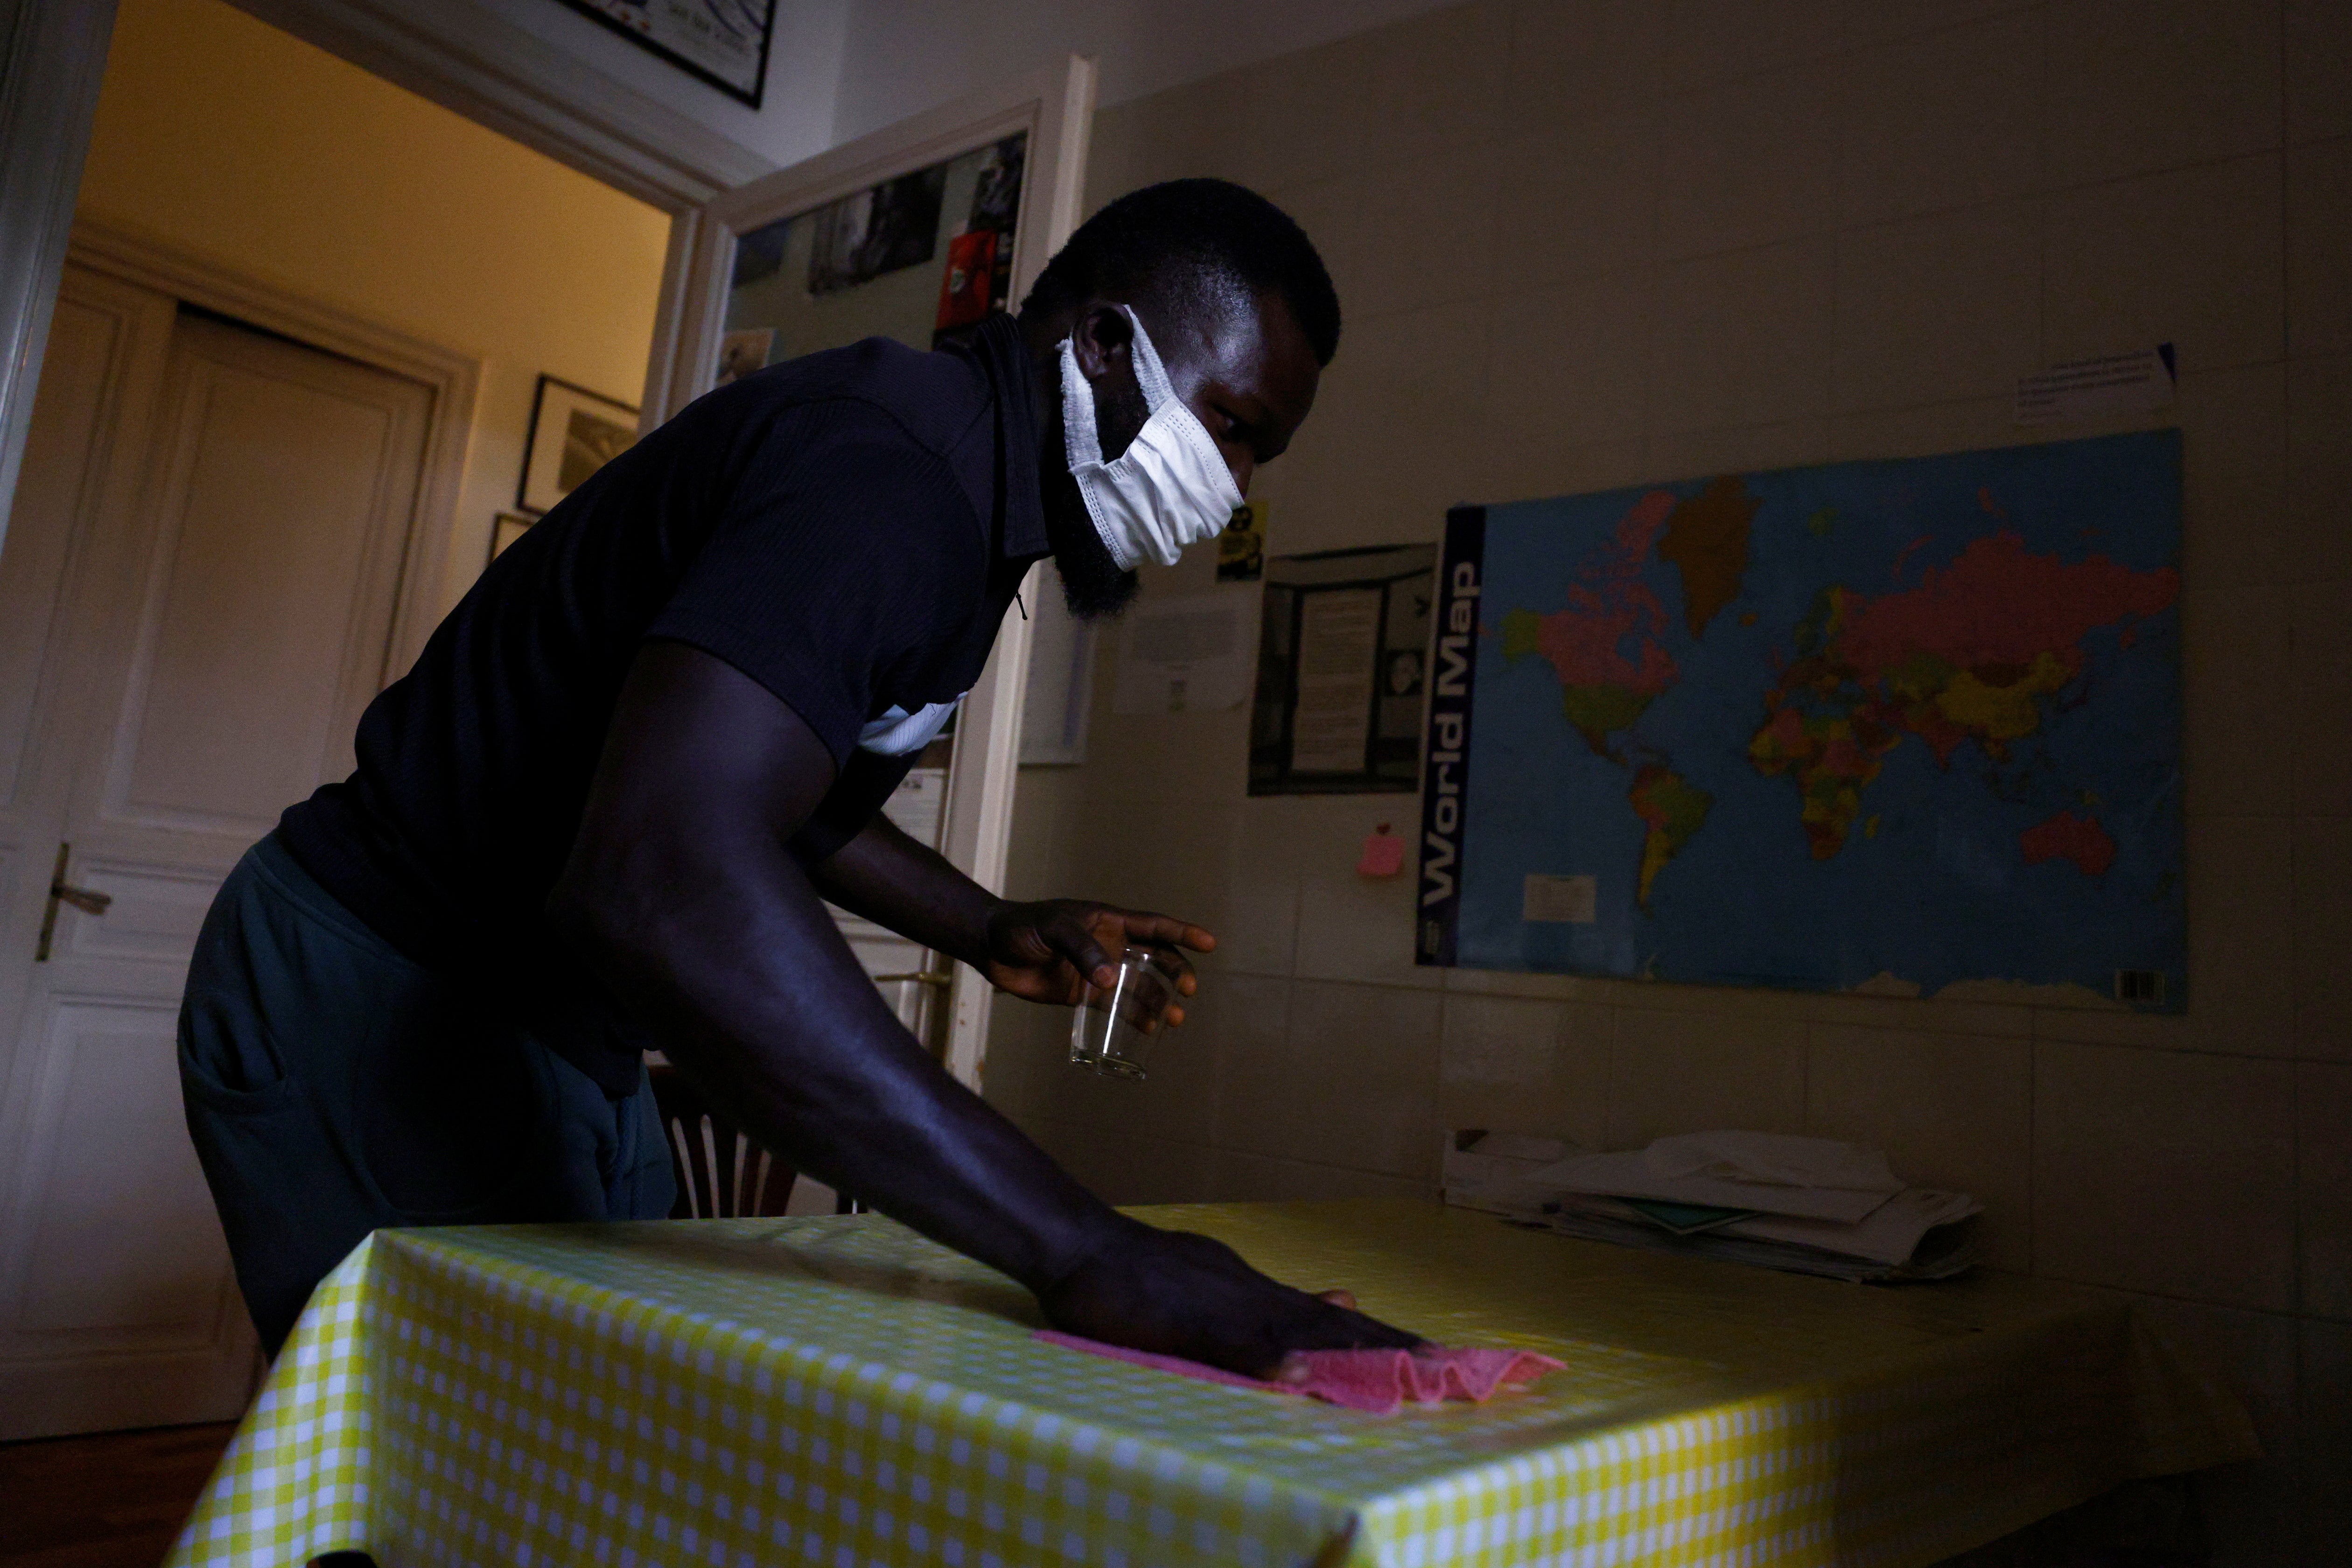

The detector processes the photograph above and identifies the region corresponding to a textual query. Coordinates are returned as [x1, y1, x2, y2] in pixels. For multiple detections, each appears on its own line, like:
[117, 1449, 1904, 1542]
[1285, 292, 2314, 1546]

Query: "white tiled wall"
[983, 1, 2347, 1557]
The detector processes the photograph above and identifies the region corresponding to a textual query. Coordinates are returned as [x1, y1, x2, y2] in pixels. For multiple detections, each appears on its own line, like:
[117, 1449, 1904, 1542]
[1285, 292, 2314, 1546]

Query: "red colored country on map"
[2020, 811, 2117, 877]
[1529, 489, 1680, 694]
[1833, 531, 2180, 680]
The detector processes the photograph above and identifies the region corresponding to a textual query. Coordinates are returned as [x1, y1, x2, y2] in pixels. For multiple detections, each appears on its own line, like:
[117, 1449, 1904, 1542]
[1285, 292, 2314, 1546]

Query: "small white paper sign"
[2015, 345, 2176, 425]
[1524, 873, 1598, 924]
[1112, 593, 1254, 714]
[1288, 587, 1383, 772]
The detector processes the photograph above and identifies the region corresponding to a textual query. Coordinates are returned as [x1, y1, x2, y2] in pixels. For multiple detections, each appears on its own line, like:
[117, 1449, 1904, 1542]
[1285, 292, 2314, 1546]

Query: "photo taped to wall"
[723, 132, 1030, 368]
[807, 167, 949, 296]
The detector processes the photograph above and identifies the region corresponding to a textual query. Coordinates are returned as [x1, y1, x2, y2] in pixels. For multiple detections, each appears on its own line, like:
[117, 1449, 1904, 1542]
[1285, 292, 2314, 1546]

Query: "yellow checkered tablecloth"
[167, 1200, 2254, 1568]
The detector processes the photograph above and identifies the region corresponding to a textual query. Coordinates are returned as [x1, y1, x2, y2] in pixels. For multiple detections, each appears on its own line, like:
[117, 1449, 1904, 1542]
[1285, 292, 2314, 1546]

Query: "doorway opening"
[0, 0, 1092, 1445]
[0, 0, 669, 1441]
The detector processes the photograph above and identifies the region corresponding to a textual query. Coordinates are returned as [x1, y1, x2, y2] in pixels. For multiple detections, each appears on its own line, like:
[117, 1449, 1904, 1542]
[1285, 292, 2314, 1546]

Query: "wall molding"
[220, 0, 791, 466]
[225, 0, 776, 210]
[67, 218, 483, 679]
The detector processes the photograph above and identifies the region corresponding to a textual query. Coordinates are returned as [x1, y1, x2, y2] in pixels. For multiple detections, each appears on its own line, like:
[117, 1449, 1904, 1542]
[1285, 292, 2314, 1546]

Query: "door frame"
[216, 0, 784, 435]
[226, 0, 776, 208]
[645, 59, 1096, 429]
[0, 0, 120, 574]
[0, 4, 1093, 1095]
[652, 57, 1096, 1089]
[65, 219, 481, 676]
[0, 0, 753, 575]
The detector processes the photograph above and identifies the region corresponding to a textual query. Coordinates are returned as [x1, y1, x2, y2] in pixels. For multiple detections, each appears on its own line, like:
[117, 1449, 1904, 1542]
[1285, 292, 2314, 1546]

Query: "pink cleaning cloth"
[1034, 1330, 1565, 1415]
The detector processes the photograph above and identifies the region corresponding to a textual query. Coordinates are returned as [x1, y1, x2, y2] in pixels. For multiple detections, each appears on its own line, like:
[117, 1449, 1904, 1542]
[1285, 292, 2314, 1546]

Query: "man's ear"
[1068, 303, 1135, 382]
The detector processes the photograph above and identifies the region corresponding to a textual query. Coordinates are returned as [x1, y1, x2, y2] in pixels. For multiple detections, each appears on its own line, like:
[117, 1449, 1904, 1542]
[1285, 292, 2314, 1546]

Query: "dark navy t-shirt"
[277, 314, 1047, 1093]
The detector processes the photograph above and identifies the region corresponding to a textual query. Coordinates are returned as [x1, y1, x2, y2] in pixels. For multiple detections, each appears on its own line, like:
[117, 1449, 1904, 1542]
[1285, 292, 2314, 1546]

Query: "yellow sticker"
[1217, 500, 1267, 581]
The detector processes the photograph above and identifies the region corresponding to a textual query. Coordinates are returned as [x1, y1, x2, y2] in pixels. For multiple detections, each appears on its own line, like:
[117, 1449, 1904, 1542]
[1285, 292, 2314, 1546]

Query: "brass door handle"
[53, 884, 112, 916]
[35, 843, 110, 961]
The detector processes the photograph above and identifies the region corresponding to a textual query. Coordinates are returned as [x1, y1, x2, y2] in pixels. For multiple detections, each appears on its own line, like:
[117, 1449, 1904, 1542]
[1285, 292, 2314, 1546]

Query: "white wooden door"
[648, 57, 1097, 1089]
[0, 267, 431, 1439]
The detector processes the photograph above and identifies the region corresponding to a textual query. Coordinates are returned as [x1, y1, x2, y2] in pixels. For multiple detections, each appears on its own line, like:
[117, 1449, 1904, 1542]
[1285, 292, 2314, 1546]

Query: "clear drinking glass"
[1069, 946, 1181, 1080]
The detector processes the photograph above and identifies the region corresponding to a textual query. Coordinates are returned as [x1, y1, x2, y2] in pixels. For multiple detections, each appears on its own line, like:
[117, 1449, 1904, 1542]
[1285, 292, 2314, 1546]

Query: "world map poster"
[1416, 430, 2185, 1010]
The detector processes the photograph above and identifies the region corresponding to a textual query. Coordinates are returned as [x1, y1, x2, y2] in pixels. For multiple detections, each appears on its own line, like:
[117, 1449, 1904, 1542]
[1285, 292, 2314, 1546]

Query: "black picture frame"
[517, 374, 639, 515]
[552, 0, 778, 109]
[1247, 544, 1437, 796]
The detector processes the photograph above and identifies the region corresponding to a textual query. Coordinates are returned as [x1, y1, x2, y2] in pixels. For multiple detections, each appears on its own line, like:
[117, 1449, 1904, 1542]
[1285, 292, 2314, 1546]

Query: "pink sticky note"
[1357, 827, 1405, 878]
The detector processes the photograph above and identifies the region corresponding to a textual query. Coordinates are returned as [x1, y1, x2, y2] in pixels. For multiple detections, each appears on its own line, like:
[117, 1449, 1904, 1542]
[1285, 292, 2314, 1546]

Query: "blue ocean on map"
[1431, 429, 2184, 1008]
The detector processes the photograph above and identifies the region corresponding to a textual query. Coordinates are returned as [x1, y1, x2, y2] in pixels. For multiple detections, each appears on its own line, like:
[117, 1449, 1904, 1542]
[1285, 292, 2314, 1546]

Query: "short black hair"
[1020, 178, 1341, 366]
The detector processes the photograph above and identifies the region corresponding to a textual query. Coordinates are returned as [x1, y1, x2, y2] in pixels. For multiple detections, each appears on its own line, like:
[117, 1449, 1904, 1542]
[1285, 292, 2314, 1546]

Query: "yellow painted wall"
[76, 0, 672, 618]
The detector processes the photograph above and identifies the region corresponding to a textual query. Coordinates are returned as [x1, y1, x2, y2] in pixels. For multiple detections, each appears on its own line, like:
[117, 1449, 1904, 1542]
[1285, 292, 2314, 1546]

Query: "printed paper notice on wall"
[1288, 588, 1384, 771]
[1111, 593, 1254, 715]
[2016, 345, 2176, 426]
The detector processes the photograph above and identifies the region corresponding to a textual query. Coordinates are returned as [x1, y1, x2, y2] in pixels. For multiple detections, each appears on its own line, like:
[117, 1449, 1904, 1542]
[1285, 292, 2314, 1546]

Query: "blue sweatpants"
[177, 833, 674, 1356]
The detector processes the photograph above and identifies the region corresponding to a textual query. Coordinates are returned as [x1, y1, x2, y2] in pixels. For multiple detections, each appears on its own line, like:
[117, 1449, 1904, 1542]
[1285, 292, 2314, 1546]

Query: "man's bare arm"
[806, 813, 997, 966]
[545, 640, 1417, 1374]
[810, 815, 1214, 1025]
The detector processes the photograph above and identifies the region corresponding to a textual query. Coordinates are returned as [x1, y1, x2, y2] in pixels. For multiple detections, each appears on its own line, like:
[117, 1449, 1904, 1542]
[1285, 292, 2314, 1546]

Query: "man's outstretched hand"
[984, 901, 1215, 1026]
[1040, 1218, 1422, 1380]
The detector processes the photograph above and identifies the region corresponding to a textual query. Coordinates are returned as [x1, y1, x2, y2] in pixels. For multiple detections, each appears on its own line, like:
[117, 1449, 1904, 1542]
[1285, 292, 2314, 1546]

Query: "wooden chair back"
[647, 1064, 797, 1218]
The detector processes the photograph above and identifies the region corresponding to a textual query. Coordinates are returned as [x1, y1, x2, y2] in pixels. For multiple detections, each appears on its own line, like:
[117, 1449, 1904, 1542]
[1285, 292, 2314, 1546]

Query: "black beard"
[1043, 465, 1141, 621]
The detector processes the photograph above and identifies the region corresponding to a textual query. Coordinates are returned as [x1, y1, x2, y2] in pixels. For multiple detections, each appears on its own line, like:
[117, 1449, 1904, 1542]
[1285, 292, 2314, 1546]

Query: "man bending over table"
[177, 179, 1415, 1376]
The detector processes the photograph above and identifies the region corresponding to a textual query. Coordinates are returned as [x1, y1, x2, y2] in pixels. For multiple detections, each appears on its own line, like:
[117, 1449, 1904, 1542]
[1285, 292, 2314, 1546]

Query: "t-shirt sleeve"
[646, 400, 976, 767]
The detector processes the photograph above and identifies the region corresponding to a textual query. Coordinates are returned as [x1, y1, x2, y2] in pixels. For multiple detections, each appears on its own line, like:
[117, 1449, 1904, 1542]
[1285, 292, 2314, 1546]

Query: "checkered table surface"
[168, 1200, 2254, 1567]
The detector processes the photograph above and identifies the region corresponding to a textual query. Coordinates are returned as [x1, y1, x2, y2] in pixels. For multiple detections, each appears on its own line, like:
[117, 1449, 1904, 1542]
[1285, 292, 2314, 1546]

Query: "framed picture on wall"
[552, 0, 778, 108]
[518, 375, 638, 515]
[1247, 544, 1436, 796]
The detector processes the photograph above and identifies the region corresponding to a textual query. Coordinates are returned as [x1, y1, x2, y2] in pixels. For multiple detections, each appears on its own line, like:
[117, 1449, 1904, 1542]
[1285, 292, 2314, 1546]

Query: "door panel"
[0, 298, 114, 811]
[0, 273, 175, 1077]
[0, 273, 176, 1105]
[0, 276, 436, 1437]
[106, 316, 427, 836]
[10, 999, 227, 1341]
[0, 268, 172, 1135]
[47, 858, 219, 967]
[662, 59, 1096, 1085]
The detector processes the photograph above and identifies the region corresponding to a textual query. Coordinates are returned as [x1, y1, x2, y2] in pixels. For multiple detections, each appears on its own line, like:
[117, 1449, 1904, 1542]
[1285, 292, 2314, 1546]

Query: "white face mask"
[1060, 306, 1244, 571]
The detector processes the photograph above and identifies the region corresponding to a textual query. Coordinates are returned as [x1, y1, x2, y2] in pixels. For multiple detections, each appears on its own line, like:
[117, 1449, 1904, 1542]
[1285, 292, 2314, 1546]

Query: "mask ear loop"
[1064, 306, 1172, 465]
[1116, 304, 1179, 411]
[1119, 306, 1244, 524]
[1060, 334, 1102, 465]
[1059, 333, 1138, 569]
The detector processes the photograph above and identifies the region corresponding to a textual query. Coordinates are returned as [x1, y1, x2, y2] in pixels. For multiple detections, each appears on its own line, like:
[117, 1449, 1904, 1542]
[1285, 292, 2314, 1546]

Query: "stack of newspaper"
[1443, 1129, 1980, 1283]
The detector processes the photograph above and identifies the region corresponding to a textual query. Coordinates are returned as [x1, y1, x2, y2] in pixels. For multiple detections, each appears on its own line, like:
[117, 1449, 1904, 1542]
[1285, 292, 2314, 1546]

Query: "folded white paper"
[1536, 1198, 1980, 1282]
[1488, 1129, 1981, 1281]
[1641, 1130, 1903, 1194]
[1520, 1148, 1895, 1223]
[1441, 1131, 1582, 1215]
